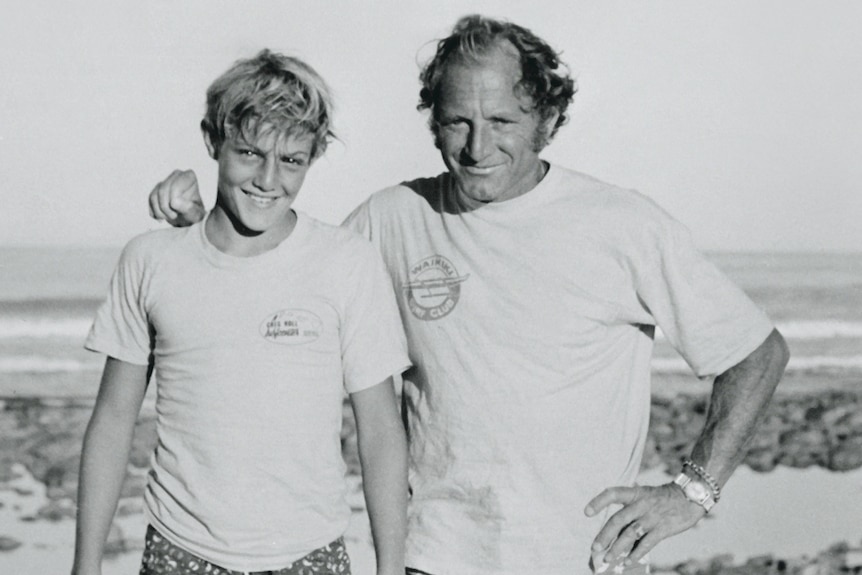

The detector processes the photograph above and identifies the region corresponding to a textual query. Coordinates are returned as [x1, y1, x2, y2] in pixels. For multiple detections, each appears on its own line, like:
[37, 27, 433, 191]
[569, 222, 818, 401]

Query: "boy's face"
[205, 126, 314, 249]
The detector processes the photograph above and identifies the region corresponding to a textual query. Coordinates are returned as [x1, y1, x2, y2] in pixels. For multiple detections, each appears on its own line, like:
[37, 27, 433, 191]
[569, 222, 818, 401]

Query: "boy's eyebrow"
[281, 149, 310, 159]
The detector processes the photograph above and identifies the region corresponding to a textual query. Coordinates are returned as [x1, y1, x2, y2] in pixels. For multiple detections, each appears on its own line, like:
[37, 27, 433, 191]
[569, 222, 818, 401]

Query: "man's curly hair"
[418, 15, 577, 150]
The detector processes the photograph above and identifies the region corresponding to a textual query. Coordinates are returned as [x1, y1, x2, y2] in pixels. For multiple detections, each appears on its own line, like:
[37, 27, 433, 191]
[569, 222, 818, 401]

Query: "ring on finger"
[633, 523, 646, 539]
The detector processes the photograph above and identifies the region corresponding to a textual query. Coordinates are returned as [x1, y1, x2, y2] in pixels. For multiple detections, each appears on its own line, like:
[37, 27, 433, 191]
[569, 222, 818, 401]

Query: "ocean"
[1, 247, 861, 396]
[2, 247, 862, 570]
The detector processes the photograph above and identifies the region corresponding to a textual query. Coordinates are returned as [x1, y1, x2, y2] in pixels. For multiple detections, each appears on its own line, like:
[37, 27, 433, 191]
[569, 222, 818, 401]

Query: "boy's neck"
[204, 207, 298, 257]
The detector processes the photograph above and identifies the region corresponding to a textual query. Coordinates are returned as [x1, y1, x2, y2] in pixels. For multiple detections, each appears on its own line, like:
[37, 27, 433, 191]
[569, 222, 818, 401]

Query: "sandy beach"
[1, 373, 861, 575]
[2, 249, 860, 573]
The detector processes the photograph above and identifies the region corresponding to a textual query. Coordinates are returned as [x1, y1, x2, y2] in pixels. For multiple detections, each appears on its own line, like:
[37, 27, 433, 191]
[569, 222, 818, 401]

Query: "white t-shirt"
[86, 212, 410, 571]
[343, 165, 774, 575]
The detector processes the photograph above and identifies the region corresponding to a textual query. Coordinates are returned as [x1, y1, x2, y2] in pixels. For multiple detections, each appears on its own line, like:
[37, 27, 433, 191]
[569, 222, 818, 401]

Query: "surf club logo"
[402, 255, 469, 321]
[260, 309, 322, 345]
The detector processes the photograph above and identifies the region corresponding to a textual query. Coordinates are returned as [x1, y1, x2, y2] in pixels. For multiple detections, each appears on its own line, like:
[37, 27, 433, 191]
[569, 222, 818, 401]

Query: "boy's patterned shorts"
[139, 525, 351, 575]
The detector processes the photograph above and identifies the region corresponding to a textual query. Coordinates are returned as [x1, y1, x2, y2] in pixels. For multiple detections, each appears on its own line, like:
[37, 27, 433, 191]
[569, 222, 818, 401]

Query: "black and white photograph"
[1, 2, 860, 574]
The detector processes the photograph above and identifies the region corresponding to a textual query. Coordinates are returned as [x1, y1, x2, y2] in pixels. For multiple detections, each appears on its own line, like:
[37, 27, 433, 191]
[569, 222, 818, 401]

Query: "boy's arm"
[350, 377, 408, 575]
[72, 357, 150, 575]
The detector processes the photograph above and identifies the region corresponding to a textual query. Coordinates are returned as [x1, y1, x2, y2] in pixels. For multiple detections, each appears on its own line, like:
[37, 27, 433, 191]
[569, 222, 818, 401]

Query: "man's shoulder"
[364, 173, 448, 210]
[302, 213, 381, 258]
[552, 165, 670, 221]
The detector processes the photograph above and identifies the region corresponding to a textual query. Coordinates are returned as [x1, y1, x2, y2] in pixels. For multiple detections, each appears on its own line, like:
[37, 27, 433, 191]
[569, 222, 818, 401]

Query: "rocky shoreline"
[642, 389, 862, 474]
[654, 540, 862, 574]
[1, 386, 861, 573]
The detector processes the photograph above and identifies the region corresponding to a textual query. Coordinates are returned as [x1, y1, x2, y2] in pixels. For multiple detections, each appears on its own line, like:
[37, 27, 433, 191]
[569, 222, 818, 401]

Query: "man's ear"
[201, 122, 219, 159]
[541, 110, 560, 144]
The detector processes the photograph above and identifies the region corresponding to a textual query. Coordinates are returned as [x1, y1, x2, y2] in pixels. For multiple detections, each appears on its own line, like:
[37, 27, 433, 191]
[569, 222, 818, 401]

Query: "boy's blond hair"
[201, 49, 334, 159]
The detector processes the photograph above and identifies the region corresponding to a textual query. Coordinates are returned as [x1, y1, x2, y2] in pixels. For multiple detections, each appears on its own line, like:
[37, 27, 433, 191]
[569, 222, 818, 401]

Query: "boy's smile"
[203, 127, 315, 256]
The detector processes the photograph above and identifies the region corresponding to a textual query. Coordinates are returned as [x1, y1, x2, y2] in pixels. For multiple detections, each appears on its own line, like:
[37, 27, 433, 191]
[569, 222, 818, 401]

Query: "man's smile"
[461, 164, 503, 176]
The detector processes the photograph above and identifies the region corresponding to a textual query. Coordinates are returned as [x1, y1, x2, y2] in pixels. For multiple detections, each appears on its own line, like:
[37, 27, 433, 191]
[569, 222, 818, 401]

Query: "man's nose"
[465, 123, 492, 162]
[253, 158, 278, 191]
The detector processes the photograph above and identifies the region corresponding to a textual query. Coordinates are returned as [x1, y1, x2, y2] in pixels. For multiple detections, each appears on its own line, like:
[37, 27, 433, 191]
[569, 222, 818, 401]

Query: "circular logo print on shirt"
[402, 255, 469, 321]
[260, 309, 322, 345]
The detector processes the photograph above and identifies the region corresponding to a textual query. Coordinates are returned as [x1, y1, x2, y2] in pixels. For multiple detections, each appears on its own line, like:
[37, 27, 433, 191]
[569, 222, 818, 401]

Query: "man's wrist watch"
[673, 472, 716, 513]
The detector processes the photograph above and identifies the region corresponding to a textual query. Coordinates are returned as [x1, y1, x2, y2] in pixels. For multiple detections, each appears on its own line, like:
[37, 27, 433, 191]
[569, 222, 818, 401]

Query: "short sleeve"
[341, 199, 373, 241]
[635, 213, 774, 378]
[339, 240, 410, 393]
[84, 240, 153, 365]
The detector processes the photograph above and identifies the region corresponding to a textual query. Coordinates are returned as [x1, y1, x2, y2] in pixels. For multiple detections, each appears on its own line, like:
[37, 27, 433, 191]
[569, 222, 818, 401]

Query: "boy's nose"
[253, 159, 278, 191]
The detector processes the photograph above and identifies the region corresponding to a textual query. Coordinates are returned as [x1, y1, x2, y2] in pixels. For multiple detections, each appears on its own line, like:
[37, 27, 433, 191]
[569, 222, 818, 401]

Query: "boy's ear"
[201, 122, 219, 159]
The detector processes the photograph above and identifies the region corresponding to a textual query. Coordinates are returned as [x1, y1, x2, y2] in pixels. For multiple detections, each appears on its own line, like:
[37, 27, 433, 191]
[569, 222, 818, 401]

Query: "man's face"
[205, 127, 314, 249]
[435, 46, 555, 204]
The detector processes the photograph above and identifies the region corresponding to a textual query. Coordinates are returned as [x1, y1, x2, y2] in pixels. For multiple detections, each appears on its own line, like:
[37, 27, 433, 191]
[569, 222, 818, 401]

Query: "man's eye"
[441, 119, 466, 129]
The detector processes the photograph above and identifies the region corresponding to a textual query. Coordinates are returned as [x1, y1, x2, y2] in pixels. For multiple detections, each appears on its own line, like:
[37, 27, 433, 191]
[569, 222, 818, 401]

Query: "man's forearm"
[688, 328, 790, 487]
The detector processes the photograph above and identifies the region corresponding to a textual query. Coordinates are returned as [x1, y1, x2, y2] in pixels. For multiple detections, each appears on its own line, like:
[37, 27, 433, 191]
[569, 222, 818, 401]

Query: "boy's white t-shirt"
[85, 212, 410, 571]
[344, 165, 775, 575]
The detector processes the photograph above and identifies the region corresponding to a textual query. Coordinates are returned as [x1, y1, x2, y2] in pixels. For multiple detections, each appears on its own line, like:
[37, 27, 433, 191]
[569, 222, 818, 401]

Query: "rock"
[0, 536, 22, 552]
[640, 435, 664, 471]
[777, 428, 830, 468]
[822, 404, 855, 428]
[117, 499, 143, 517]
[828, 435, 862, 471]
[745, 448, 778, 472]
[35, 499, 76, 521]
[103, 523, 128, 557]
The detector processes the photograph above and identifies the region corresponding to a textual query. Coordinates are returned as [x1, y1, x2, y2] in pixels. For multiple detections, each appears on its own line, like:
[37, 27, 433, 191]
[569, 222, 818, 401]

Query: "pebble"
[0, 535, 22, 552]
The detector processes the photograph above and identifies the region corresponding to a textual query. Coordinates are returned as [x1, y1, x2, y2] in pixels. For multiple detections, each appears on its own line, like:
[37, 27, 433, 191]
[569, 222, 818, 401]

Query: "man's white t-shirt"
[86, 212, 410, 571]
[344, 165, 774, 575]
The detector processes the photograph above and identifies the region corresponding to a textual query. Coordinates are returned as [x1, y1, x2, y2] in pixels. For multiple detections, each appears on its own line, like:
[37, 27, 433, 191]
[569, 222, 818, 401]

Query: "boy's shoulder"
[118, 224, 199, 267]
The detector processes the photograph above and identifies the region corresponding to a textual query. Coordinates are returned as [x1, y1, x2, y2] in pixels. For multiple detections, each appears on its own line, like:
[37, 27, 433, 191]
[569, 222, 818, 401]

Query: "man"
[149, 15, 789, 575]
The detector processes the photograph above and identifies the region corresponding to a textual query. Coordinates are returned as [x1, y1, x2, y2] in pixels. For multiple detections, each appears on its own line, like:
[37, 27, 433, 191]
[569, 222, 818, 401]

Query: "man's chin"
[454, 181, 497, 204]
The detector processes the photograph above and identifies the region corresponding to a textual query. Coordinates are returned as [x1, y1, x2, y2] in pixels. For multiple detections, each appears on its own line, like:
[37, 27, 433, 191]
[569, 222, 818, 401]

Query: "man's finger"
[173, 169, 198, 196]
[626, 528, 662, 566]
[149, 183, 176, 221]
[584, 486, 639, 516]
[157, 178, 180, 221]
[170, 197, 193, 214]
[605, 520, 651, 566]
[148, 188, 158, 220]
[589, 498, 648, 558]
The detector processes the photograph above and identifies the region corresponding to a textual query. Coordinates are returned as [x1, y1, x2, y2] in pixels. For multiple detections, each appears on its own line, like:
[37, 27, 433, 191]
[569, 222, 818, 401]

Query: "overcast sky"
[2, 0, 860, 251]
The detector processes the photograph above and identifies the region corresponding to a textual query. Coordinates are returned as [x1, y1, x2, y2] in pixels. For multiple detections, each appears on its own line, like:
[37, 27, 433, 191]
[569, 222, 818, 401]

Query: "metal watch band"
[683, 458, 721, 501]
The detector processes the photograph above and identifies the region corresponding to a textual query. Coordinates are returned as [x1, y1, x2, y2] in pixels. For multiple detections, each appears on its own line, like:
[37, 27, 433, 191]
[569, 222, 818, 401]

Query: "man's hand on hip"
[584, 482, 705, 567]
[148, 169, 206, 227]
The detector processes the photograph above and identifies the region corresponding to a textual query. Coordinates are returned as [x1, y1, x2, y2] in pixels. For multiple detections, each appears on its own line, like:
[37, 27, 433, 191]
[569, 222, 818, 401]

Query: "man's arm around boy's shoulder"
[350, 377, 409, 575]
[72, 357, 150, 575]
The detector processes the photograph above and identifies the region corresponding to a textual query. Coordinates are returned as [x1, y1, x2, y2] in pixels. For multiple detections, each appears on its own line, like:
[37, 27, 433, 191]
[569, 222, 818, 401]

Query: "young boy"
[73, 50, 410, 575]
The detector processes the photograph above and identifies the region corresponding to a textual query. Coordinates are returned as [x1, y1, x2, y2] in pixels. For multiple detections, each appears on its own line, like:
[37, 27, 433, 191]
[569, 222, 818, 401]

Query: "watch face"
[684, 480, 710, 503]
